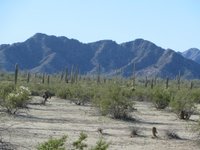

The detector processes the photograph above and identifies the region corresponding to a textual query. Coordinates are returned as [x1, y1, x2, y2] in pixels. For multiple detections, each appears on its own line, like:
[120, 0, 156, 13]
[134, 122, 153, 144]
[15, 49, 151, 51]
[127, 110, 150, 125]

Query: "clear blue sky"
[0, 0, 199, 51]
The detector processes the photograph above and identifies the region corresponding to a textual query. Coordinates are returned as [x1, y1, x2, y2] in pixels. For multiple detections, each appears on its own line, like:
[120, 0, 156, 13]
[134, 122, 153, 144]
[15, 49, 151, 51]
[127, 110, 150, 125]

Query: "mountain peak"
[181, 48, 200, 64]
[32, 33, 48, 38]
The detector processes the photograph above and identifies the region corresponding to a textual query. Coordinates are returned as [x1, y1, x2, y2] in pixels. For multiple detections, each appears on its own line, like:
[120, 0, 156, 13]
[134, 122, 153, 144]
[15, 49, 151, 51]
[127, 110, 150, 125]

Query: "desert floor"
[0, 96, 199, 150]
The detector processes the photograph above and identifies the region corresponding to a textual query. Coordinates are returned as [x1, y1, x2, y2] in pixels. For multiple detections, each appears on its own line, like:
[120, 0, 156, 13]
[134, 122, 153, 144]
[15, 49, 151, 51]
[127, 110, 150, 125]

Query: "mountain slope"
[0, 33, 200, 79]
[182, 48, 200, 64]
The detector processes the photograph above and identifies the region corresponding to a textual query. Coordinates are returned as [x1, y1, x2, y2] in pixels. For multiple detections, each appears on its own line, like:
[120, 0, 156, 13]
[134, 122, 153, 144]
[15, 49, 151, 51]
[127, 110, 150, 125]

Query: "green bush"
[0, 85, 31, 114]
[56, 83, 95, 105]
[90, 138, 109, 150]
[133, 87, 152, 101]
[170, 89, 196, 120]
[27, 83, 56, 96]
[151, 88, 172, 109]
[56, 86, 72, 99]
[0, 82, 15, 98]
[72, 132, 88, 150]
[94, 83, 134, 119]
[37, 135, 67, 150]
[37, 133, 109, 150]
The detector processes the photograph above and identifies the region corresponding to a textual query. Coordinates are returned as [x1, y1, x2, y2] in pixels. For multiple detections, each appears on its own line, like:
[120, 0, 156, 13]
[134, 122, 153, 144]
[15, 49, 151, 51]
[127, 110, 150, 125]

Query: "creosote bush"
[72, 132, 88, 150]
[90, 138, 109, 150]
[0, 84, 31, 114]
[37, 135, 67, 150]
[94, 83, 135, 120]
[56, 83, 95, 105]
[170, 89, 197, 120]
[37, 133, 109, 150]
[151, 87, 172, 109]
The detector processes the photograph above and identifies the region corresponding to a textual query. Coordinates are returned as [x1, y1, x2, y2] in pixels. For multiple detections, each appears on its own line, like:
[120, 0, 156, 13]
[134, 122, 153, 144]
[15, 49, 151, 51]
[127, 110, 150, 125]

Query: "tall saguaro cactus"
[47, 75, 50, 85]
[166, 77, 169, 89]
[14, 64, 19, 86]
[145, 76, 148, 87]
[190, 81, 193, 89]
[65, 67, 68, 83]
[97, 64, 101, 84]
[70, 65, 74, 84]
[177, 71, 181, 90]
[42, 73, 45, 84]
[132, 62, 136, 86]
[27, 72, 30, 83]
[150, 79, 154, 89]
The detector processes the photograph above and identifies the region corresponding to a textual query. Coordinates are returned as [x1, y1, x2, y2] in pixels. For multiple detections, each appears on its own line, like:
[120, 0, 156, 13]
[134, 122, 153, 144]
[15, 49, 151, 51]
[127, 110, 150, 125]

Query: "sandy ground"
[0, 96, 199, 150]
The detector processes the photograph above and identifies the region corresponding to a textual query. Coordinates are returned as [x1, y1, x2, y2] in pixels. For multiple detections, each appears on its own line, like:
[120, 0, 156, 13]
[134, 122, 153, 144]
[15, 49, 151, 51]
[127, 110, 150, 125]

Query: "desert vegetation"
[0, 67, 200, 149]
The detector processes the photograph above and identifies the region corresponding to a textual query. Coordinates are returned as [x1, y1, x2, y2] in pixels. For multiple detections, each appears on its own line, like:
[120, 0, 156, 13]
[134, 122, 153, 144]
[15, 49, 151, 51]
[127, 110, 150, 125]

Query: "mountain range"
[0, 33, 200, 79]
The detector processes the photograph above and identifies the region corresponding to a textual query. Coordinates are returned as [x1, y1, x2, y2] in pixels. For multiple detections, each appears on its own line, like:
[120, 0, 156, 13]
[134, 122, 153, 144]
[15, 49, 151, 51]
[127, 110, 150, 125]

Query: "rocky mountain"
[0, 33, 200, 79]
[181, 48, 200, 64]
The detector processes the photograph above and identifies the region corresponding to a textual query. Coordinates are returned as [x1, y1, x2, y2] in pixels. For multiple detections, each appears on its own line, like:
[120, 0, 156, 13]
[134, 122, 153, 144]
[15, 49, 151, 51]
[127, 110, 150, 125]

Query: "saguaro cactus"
[177, 71, 181, 90]
[70, 65, 74, 84]
[42, 73, 45, 84]
[14, 63, 19, 85]
[132, 62, 136, 86]
[145, 76, 148, 87]
[166, 77, 169, 89]
[60, 71, 64, 81]
[47, 75, 50, 85]
[97, 64, 101, 84]
[27, 72, 30, 83]
[151, 79, 154, 89]
[65, 67, 68, 83]
[190, 81, 193, 89]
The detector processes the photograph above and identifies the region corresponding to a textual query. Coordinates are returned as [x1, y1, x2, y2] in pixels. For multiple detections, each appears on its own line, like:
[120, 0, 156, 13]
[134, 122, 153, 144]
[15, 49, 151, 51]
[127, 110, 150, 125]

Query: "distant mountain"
[0, 33, 200, 79]
[181, 48, 200, 64]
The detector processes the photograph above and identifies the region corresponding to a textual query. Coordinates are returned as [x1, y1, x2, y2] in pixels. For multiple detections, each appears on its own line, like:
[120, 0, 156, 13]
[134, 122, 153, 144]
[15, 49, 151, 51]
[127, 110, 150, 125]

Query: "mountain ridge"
[0, 33, 200, 79]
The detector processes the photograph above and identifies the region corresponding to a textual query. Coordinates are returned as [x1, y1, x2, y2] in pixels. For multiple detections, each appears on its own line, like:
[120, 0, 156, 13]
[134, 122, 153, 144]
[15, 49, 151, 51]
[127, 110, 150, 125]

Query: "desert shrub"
[94, 83, 134, 120]
[37, 133, 109, 150]
[72, 132, 88, 150]
[151, 88, 172, 109]
[37, 135, 67, 150]
[27, 83, 56, 96]
[133, 87, 152, 101]
[90, 138, 109, 150]
[189, 89, 200, 103]
[56, 83, 96, 105]
[0, 82, 15, 98]
[0, 85, 31, 114]
[56, 87, 72, 99]
[170, 89, 196, 120]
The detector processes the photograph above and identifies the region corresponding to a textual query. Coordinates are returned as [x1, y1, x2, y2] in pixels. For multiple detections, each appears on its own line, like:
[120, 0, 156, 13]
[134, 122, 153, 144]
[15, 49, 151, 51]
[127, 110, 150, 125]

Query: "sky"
[0, 0, 200, 52]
